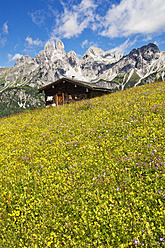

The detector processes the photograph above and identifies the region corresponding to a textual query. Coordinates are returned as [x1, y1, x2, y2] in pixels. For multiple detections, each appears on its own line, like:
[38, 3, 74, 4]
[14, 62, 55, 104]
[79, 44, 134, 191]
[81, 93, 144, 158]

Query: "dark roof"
[38, 77, 112, 93]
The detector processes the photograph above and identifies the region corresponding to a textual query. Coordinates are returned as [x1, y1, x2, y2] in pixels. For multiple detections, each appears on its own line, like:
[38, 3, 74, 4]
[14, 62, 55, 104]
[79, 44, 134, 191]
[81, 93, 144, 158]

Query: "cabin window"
[86, 88, 89, 92]
[75, 84, 77, 87]
[69, 95, 72, 100]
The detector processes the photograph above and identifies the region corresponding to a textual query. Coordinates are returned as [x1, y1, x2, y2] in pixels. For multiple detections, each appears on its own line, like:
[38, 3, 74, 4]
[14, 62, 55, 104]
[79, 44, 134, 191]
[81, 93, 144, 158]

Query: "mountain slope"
[93, 43, 165, 89]
[0, 86, 45, 118]
[0, 41, 165, 117]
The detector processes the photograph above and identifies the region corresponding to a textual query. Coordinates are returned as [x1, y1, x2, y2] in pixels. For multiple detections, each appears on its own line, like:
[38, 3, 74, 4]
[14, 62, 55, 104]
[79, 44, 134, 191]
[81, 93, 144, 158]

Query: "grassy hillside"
[0, 82, 165, 247]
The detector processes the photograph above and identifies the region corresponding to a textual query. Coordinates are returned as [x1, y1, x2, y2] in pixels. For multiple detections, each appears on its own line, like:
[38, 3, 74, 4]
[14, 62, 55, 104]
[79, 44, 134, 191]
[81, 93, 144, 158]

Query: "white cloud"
[109, 38, 137, 54]
[0, 38, 7, 47]
[2, 22, 8, 34]
[50, 0, 165, 42]
[25, 36, 44, 46]
[51, 0, 97, 39]
[100, 0, 165, 38]
[0, 22, 8, 46]
[81, 39, 98, 48]
[29, 10, 46, 26]
[8, 53, 23, 62]
[81, 39, 88, 48]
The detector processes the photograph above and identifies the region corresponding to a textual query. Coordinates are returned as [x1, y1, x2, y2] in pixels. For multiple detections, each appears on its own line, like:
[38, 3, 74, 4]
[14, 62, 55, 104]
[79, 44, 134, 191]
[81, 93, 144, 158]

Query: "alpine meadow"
[0, 81, 165, 247]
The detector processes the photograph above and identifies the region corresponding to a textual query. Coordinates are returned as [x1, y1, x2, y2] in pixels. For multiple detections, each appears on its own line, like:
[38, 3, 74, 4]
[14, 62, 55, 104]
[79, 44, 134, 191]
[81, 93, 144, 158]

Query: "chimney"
[72, 76, 75, 80]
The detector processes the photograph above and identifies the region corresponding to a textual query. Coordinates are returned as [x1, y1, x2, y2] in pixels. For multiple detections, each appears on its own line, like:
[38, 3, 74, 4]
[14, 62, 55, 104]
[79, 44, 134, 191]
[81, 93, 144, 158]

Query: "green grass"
[0, 82, 165, 247]
[124, 70, 141, 89]
[110, 73, 125, 86]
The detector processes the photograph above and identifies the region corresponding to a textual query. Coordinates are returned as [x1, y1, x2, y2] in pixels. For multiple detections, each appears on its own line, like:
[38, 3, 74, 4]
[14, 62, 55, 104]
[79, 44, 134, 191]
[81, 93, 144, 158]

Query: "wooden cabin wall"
[44, 81, 109, 106]
[45, 81, 87, 96]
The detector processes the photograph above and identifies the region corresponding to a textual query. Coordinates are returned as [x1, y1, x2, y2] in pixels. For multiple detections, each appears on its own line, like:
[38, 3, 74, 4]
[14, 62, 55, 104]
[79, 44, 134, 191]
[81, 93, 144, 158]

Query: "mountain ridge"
[1, 41, 165, 91]
[0, 41, 165, 117]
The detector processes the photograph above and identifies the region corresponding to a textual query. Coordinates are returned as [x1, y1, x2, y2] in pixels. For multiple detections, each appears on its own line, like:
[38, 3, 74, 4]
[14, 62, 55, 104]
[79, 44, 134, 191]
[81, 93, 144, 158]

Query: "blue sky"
[1, 0, 165, 67]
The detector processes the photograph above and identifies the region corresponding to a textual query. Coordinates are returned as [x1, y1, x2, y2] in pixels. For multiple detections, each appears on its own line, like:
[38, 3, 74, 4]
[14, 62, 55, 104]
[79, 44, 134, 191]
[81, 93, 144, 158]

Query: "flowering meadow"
[0, 81, 165, 247]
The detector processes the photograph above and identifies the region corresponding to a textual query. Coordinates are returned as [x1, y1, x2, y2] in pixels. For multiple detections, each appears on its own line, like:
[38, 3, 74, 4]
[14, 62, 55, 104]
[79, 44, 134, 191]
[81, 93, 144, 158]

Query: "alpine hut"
[38, 77, 112, 106]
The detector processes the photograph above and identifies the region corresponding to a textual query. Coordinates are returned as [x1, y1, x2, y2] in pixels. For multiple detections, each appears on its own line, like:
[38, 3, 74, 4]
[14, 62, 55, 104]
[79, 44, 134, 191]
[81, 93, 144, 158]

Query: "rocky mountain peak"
[35, 40, 66, 64]
[55, 40, 65, 51]
[67, 50, 77, 57]
[14, 55, 34, 67]
[88, 46, 104, 56]
[139, 43, 160, 62]
[67, 50, 79, 67]
[129, 43, 159, 60]
[44, 41, 56, 51]
[139, 43, 159, 54]
[1, 41, 165, 106]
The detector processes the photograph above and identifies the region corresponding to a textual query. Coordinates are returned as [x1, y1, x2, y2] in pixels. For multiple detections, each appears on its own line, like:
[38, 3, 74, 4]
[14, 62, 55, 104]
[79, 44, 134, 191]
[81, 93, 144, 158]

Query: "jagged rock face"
[100, 43, 165, 80]
[82, 46, 123, 65]
[0, 41, 165, 118]
[67, 51, 79, 67]
[127, 43, 160, 71]
[78, 46, 123, 80]
[138, 43, 159, 60]
[35, 40, 67, 64]
[55, 40, 65, 52]
[0, 41, 165, 98]
[14, 55, 34, 67]
[44, 40, 56, 51]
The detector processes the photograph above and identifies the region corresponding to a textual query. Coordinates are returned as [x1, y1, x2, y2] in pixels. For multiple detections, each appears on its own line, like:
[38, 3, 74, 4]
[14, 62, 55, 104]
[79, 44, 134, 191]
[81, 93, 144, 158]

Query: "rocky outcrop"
[0, 86, 45, 118]
[14, 55, 34, 67]
[67, 51, 79, 67]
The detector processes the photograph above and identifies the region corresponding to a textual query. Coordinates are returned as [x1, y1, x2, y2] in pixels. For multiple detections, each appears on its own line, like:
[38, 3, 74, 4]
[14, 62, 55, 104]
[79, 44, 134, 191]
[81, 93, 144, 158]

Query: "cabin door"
[55, 93, 64, 105]
[58, 95, 62, 105]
